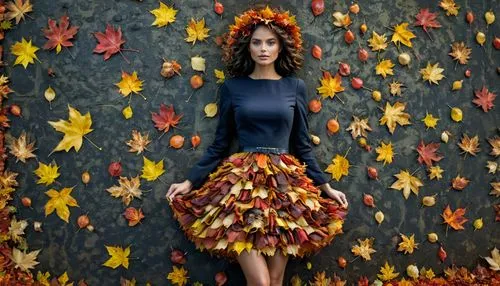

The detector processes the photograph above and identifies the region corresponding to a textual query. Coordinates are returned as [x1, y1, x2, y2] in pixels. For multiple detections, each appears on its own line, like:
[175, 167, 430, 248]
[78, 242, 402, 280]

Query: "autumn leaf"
[439, 0, 460, 16]
[0, 170, 18, 193]
[93, 24, 134, 62]
[126, 130, 151, 154]
[367, 31, 388, 52]
[214, 69, 225, 84]
[416, 140, 443, 167]
[151, 104, 183, 134]
[44, 187, 79, 223]
[420, 62, 444, 84]
[414, 8, 441, 37]
[457, 133, 480, 156]
[391, 22, 416, 48]
[351, 237, 376, 261]
[484, 247, 500, 271]
[388, 80, 404, 96]
[42, 15, 79, 54]
[375, 59, 395, 78]
[488, 136, 500, 157]
[150, 2, 177, 28]
[332, 11, 352, 28]
[167, 265, 189, 286]
[106, 176, 143, 206]
[379, 101, 411, 134]
[316, 72, 345, 100]
[123, 207, 145, 226]
[345, 116, 372, 139]
[397, 233, 418, 254]
[449, 42, 471, 65]
[47, 105, 94, 154]
[451, 175, 470, 191]
[486, 161, 498, 174]
[390, 170, 423, 199]
[325, 154, 350, 181]
[56, 272, 71, 286]
[5, 130, 37, 163]
[377, 261, 399, 281]
[441, 204, 467, 230]
[10, 247, 40, 272]
[421, 112, 439, 129]
[34, 161, 60, 186]
[141, 156, 165, 181]
[375, 141, 394, 165]
[489, 182, 500, 197]
[103, 245, 131, 269]
[495, 204, 500, 222]
[204, 102, 218, 118]
[472, 86, 496, 112]
[10, 37, 40, 68]
[115, 71, 144, 98]
[184, 18, 210, 45]
[6, 0, 32, 24]
[8, 216, 28, 243]
[428, 165, 444, 180]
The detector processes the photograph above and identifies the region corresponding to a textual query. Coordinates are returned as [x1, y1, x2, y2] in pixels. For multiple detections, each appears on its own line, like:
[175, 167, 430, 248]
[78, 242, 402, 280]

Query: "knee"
[269, 272, 284, 286]
[249, 275, 270, 286]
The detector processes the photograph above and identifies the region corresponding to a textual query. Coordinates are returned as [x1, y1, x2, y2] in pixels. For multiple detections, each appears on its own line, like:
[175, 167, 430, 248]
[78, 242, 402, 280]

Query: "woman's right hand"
[166, 180, 193, 202]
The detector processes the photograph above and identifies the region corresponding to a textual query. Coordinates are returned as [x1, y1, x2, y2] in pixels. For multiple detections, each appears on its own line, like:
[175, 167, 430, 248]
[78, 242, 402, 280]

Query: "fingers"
[166, 184, 178, 201]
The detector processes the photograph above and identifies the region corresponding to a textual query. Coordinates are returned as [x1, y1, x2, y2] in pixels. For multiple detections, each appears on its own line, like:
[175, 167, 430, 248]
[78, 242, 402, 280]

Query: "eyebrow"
[251, 37, 277, 40]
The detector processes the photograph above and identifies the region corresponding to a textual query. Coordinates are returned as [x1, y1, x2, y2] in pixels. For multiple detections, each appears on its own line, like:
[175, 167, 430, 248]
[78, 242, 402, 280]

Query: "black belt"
[240, 146, 289, 154]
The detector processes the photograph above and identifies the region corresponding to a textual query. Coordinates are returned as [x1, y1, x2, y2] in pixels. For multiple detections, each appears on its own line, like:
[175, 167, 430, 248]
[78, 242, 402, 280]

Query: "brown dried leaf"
[449, 42, 471, 65]
[126, 130, 151, 155]
[457, 134, 480, 156]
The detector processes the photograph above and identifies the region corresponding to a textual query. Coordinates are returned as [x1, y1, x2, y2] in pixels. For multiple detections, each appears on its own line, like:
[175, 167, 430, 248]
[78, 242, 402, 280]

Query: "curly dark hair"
[221, 5, 304, 78]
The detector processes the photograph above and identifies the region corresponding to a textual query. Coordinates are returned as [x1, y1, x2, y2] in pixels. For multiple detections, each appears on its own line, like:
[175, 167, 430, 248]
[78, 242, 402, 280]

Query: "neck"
[250, 64, 281, 79]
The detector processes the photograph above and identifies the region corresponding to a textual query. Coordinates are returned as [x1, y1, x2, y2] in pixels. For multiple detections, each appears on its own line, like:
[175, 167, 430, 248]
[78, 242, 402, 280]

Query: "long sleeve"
[289, 78, 330, 186]
[186, 82, 235, 189]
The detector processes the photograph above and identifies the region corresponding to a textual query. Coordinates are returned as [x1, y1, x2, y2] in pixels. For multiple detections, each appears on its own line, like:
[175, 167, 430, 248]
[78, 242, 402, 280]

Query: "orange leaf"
[255, 153, 267, 169]
[151, 104, 183, 134]
[123, 207, 145, 226]
[441, 204, 468, 230]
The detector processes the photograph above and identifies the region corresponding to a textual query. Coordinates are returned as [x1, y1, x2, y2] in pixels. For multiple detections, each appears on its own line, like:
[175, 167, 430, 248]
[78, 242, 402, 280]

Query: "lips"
[259, 55, 269, 58]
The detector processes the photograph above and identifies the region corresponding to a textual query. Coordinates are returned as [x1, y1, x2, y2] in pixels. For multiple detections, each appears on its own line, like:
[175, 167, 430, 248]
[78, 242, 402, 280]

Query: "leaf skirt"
[169, 151, 348, 261]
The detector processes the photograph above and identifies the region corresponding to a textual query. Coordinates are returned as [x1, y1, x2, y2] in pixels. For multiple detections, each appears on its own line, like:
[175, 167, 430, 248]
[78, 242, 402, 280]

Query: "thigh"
[266, 251, 289, 279]
[236, 249, 270, 285]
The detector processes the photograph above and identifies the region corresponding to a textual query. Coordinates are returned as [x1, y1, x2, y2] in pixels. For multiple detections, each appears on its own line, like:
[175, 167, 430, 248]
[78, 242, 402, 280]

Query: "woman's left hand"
[320, 183, 348, 208]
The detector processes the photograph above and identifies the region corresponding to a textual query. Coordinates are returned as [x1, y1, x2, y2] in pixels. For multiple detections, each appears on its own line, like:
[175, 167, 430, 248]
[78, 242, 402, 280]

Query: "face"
[248, 25, 282, 66]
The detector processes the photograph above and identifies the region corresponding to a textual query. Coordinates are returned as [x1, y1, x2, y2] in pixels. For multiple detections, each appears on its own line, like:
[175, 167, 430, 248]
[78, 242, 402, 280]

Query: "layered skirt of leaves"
[169, 152, 348, 260]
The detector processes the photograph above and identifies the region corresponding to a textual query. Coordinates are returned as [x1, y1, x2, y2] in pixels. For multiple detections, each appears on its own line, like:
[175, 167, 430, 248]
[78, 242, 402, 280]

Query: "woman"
[166, 5, 348, 285]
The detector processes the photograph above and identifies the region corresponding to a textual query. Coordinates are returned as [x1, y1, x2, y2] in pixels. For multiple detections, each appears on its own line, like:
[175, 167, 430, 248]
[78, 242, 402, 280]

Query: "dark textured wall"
[3, 0, 499, 285]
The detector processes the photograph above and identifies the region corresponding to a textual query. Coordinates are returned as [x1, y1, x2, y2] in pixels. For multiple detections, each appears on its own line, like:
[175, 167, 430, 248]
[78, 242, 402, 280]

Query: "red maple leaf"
[93, 24, 137, 63]
[472, 86, 496, 112]
[415, 8, 441, 40]
[42, 15, 79, 54]
[151, 104, 183, 134]
[416, 140, 443, 167]
[494, 204, 500, 222]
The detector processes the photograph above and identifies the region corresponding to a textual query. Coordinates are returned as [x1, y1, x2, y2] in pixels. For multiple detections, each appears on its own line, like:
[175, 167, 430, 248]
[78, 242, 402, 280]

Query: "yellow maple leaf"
[34, 161, 60, 186]
[391, 22, 416, 48]
[375, 141, 394, 165]
[57, 271, 70, 286]
[47, 105, 94, 154]
[11, 247, 40, 272]
[388, 80, 404, 96]
[0, 170, 18, 194]
[103, 245, 131, 269]
[10, 37, 40, 68]
[375, 59, 395, 78]
[439, 0, 460, 16]
[428, 165, 444, 180]
[214, 69, 225, 84]
[115, 71, 144, 97]
[397, 233, 419, 254]
[377, 261, 399, 281]
[379, 101, 411, 134]
[390, 170, 424, 199]
[420, 62, 445, 85]
[421, 112, 439, 129]
[5, 130, 37, 163]
[449, 42, 471, 65]
[150, 2, 177, 28]
[325, 154, 350, 181]
[351, 237, 377, 261]
[367, 31, 388, 52]
[106, 176, 143, 206]
[140, 156, 165, 181]
[184, 18, 210, 45]
[316, 72, 344, 100]
[44, 187, 79, 223]
[6, 0, 33, 24]
[167, 265, 189, 286]
[420, 267, 436, 279]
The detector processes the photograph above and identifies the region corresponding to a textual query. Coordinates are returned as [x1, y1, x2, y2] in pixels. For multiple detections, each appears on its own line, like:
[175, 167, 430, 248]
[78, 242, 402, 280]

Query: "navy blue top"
[186, 75, 330, 189]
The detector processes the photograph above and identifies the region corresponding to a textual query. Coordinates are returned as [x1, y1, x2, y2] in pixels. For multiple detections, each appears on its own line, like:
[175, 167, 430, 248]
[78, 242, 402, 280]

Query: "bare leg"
[236, 249, 271, 286]
[266, 250, 289, 286]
